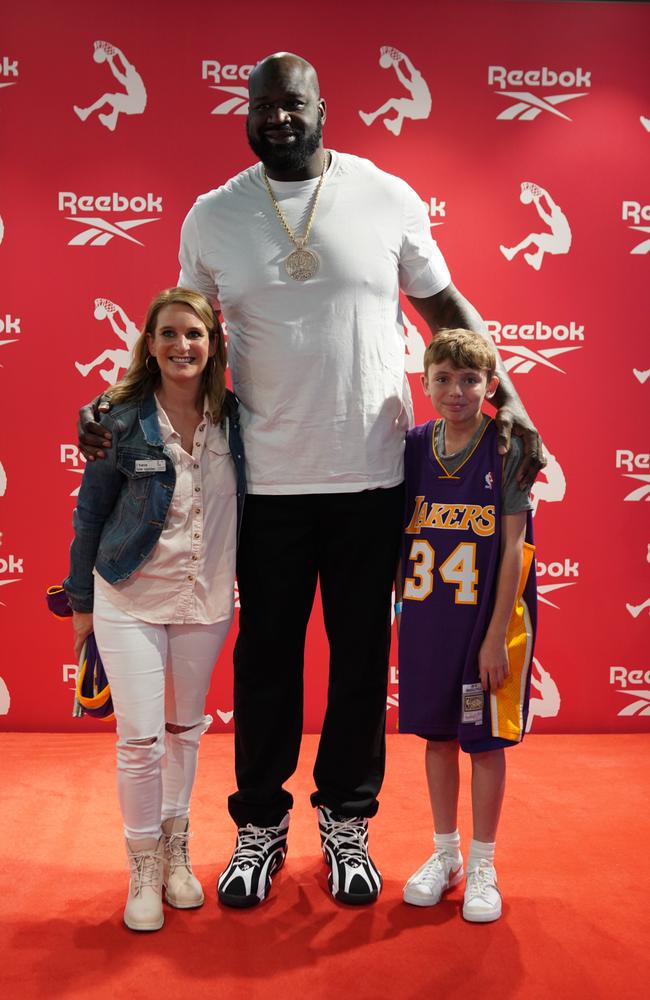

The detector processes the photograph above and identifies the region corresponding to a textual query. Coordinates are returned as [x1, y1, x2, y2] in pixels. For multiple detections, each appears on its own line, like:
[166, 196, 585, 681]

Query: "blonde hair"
[423, 328, 496, 380]
[106, 288, 227, 421]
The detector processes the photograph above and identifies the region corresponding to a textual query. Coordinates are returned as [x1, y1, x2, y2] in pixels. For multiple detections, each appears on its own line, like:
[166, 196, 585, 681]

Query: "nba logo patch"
[485, 471, 494, 490]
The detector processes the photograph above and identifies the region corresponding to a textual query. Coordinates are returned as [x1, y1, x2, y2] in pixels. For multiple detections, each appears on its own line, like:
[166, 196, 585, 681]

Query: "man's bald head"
[248, 53, 321, 99]
[246, 52, 326, 178]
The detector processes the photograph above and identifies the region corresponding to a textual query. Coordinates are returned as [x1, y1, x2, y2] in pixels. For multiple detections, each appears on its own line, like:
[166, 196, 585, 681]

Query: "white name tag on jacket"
[135, 460, 166, 472]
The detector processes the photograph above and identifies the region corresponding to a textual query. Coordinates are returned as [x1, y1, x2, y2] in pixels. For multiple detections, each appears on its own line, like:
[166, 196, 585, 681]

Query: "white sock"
[467, 838, 496, 872]
[434, 829, 462, 863]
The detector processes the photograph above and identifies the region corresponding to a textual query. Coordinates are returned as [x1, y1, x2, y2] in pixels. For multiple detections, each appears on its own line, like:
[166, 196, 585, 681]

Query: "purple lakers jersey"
[398, 417, 537, 751]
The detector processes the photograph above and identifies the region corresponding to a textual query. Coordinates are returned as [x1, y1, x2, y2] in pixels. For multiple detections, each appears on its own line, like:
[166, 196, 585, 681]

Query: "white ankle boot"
[162, 816, 204, 909]
[124, 837, 164, 931]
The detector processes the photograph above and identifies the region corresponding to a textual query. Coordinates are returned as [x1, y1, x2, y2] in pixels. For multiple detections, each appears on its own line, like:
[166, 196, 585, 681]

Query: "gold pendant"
[285, 248, 319, 281]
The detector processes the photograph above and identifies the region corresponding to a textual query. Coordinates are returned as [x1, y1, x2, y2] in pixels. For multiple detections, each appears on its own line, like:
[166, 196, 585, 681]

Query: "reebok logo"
[60, 193, 163, 214]
[488, 66, 591, 89]
[60, 444, 86, 496]
[58, 191, 162, 246]
[620, 474, 650, 502]
[609, 667, 650, 717]
[202, 61, 253, 84]
[616, 450, 650, 501]
[616, 450, 649, 472]
[0, 554, 22, 573]
[202, 60, 252, 115]
[63, 665, 78, 686]
[424, 197, 445, 228]
[0, 552, 24, 607]
[0, 56, 18, 89]
[487, 320, 583, 374]
[488, 65, 590, 121]
[536, 558, 579, 609]
[0, 314, 21, 355]
[622, 202, 650, 254]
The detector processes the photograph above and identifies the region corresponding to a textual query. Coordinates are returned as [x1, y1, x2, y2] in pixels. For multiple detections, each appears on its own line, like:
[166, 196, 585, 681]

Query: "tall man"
[81, 52, 543, 909]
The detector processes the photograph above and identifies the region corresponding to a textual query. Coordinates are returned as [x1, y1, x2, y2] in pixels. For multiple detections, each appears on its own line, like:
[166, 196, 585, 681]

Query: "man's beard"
[246, 118, 323, 172]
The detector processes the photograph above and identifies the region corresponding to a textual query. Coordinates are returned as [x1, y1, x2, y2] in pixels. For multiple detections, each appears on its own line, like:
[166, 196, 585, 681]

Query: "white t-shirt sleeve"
[178, 206, 220, 305]
[398, 184, 451, 298]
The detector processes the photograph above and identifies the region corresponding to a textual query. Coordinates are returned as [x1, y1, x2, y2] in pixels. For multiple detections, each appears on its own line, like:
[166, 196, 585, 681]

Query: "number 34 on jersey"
[402, 496, 497, 606]
[404, 540, 480, 605]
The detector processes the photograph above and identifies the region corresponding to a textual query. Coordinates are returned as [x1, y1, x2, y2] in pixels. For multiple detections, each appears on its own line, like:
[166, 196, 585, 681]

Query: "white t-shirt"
[179, 150, 451, 494]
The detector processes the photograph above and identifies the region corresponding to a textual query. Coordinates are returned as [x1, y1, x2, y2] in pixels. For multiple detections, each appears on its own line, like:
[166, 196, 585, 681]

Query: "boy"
[396, 329, 537, 922]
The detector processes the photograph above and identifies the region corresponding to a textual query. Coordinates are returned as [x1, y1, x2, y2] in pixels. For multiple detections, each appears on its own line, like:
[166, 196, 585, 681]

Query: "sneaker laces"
[417, 850, 451, 881]
[127, 848, 162, 895]
[230, 822, 285, 868]
[323, 815, 368, 868]
[466, 860, 497, 899]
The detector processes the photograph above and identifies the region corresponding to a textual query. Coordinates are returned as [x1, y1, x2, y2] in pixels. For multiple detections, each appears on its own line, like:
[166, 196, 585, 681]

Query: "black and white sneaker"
[217, 813, 289, 908]
[317, 806, 382, 905]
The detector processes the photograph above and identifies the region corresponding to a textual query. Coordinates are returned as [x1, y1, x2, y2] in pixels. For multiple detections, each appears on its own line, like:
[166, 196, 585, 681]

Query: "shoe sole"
[164, 890, 205, 909]
[330, 880, 381, 906]
[217, 850, 286, 909]
[123, 915, 164, 932]
[462, 906, 502, 923]
[403, 866, 464, 907]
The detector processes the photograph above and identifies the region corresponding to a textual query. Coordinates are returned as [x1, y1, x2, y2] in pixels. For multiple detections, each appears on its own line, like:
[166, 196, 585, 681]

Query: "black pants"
[228, 485, 404, 827]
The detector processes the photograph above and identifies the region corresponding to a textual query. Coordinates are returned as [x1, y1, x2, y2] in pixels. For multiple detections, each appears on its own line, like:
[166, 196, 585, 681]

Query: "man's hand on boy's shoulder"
[78, 395, 113, 461]
[493, 406, 546, 492]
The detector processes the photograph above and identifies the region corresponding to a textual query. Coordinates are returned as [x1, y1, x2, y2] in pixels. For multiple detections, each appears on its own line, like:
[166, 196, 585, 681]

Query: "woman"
[65, 287, 244, 931]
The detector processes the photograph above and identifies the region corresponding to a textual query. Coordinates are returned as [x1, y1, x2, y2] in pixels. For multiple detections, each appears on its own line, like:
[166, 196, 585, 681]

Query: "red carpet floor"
[1, 733, 648, 999]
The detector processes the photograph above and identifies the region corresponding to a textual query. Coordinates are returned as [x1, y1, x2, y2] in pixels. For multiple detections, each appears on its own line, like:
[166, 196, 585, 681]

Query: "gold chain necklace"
[262, 151, 330, 281]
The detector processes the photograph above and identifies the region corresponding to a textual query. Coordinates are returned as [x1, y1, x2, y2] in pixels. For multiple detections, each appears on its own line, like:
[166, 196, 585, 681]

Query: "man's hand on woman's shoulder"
[78, 395, 113, 461]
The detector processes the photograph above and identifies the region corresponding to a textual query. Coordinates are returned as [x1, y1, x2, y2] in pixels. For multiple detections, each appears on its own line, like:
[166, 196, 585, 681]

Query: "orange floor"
[2, 733, 648, 999]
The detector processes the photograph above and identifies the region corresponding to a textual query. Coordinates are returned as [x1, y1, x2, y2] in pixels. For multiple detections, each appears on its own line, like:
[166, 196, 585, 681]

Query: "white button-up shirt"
[95, 397, 237, 624]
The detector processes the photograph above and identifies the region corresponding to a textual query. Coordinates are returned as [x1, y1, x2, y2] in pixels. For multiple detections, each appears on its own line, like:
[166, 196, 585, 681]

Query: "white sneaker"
[403, 850, 464, 907]
[462, 860, 502, 922]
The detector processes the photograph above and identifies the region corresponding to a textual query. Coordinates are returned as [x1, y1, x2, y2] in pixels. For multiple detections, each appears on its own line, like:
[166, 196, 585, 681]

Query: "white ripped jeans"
[93, 587, 231, 840]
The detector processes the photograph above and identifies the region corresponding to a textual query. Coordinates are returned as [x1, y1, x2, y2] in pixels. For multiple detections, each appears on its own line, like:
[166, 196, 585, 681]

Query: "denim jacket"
[64, 390, 246, 613]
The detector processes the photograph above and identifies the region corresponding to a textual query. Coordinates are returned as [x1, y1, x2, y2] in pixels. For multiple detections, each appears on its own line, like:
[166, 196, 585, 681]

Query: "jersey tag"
[462, 683, 484, 725]
[135, 459, 166, 472]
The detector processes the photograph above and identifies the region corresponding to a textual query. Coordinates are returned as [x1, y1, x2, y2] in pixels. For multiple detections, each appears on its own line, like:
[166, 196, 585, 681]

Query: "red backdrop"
[1, 0, 648, 733]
